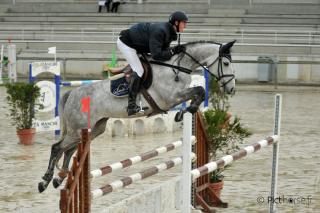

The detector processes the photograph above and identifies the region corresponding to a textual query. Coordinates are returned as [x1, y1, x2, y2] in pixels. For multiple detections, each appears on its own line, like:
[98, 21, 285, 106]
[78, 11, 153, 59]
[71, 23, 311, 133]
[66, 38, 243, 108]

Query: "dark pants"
[98, 6, 103, 13]
[105, 0, 111, 12]
[111, 2, 120, 12]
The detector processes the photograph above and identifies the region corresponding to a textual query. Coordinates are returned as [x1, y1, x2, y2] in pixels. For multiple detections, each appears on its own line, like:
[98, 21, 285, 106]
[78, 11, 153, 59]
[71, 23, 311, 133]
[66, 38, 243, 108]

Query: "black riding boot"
[127, 72, 142, 116]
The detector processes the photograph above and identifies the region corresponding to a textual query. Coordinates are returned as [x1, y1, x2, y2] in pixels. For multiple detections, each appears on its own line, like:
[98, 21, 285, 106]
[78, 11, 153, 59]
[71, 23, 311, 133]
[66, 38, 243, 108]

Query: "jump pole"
[269, 94, 282, 213]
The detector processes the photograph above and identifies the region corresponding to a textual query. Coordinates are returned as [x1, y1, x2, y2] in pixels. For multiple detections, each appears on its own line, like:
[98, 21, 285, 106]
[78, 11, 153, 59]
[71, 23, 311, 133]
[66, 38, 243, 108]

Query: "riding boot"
[127, 72, 142, 116]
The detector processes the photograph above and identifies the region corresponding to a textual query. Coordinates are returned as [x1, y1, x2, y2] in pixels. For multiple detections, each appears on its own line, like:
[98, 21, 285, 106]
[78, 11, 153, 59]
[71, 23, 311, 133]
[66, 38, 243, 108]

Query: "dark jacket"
[119, 22, 177, 61]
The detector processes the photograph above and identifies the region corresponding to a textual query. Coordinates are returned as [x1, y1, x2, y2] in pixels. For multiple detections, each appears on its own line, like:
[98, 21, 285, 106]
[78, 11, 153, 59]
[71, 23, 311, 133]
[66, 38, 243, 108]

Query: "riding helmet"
[169, 11, 189, 24]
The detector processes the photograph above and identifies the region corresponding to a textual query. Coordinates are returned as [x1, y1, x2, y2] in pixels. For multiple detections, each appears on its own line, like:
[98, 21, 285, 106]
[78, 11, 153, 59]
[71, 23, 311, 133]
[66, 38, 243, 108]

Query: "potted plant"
[5, 82, 43, 145]
[202, 80, 251, 205]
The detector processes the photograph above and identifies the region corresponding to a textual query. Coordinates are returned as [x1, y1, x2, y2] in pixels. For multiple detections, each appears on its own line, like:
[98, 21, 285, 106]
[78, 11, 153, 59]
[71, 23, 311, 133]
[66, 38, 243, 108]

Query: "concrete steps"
[4, 1, 209, 13]
[246, 5, 320, 15]
[1, 0, 319, 81]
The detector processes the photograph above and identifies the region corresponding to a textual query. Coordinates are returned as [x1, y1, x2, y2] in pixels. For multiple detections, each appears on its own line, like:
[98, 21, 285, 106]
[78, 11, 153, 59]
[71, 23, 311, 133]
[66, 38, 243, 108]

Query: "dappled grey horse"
[38, 40, 236, 193]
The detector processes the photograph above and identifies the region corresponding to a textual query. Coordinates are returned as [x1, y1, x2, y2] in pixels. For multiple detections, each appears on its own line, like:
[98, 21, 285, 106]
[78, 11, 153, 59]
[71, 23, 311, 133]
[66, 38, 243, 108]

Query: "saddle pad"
[110, 74, 129, 97]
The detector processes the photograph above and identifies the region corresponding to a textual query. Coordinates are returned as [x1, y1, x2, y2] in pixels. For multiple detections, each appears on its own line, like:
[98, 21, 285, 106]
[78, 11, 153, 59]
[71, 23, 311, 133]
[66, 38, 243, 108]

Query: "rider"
[117, 11, 188, 116]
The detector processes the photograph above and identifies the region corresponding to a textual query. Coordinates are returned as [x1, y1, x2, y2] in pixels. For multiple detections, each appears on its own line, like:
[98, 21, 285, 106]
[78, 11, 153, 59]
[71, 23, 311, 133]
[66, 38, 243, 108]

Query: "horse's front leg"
[174, 86, 205, 122]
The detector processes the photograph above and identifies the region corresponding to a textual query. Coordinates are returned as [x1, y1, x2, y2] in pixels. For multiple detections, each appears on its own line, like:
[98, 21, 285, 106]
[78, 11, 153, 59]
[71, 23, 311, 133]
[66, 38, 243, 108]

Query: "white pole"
[0, 45, 3, 84]
[8, 44, 17, 83]
[269, 94, 282, 213]
[182, 113, 192, 213]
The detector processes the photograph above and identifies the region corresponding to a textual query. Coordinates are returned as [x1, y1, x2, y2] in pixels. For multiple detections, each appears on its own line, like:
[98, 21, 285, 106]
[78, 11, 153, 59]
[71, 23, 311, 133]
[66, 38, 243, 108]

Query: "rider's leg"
[117, 38, 144, 116]
[127, 72, 142, 115]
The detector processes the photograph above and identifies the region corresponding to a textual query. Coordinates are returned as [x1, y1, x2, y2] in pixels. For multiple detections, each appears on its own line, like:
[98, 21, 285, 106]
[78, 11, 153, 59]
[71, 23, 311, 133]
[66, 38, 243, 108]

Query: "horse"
[38, 40, 236, 193]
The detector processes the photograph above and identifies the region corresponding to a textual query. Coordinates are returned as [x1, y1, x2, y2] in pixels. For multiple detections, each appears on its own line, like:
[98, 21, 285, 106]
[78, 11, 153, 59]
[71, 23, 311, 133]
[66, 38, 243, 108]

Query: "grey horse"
[38, 40, 236, 193]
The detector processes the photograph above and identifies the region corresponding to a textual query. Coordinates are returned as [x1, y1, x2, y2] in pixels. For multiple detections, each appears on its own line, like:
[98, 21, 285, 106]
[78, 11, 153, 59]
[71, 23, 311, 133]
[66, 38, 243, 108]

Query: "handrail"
[1, 39, 320, 48]
[0, 29, 318, 45]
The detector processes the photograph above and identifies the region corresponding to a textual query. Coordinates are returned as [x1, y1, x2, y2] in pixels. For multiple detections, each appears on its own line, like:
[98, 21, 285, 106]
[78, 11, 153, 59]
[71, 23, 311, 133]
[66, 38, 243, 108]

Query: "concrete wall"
[105, 112, 183, 137]
[234, 55, 320, 84]
[13, 54, 320, 85]
[102, 177, 182, 213]
[100, 176, 201, 213]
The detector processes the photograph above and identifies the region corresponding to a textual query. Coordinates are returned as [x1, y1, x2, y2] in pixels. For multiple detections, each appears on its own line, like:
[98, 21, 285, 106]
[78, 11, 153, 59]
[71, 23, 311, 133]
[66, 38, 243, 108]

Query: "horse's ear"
[219, 40, 236, 56]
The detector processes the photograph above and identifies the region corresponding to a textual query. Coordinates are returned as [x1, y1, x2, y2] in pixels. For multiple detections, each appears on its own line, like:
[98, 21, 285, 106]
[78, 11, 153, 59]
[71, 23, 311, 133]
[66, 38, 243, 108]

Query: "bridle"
[180, 47, 235, 88]
[149, 43, 235, 88]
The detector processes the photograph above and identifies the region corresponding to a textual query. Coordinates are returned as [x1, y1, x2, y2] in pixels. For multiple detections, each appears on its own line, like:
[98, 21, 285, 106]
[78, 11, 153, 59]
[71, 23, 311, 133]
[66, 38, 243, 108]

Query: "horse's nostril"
[229, 87, 235, 95]
[232, 88, 236, 94]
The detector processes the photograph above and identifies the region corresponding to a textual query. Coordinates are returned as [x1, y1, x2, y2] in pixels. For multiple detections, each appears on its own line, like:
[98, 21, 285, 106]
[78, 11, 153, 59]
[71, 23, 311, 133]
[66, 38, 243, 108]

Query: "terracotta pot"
[209, 181, 224, 199]
[219, 112, 232, 129]
[17, 128, 36, 145]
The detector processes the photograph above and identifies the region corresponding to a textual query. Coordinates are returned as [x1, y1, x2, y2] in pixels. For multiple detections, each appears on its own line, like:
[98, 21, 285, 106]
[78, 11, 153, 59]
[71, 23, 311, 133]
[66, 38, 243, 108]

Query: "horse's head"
[216, 40, 236, 94]
[181, 40, 236, 95]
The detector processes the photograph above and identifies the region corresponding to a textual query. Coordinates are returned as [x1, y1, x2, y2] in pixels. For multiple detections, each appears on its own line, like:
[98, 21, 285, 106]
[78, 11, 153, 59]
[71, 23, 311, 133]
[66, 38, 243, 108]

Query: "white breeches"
[117, 38, 144, 77]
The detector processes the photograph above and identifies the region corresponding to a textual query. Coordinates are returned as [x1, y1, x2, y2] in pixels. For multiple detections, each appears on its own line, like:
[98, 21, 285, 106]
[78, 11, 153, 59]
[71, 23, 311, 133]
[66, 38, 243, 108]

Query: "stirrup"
[127, 105, 141, 116]
[127, 105, 149, 116]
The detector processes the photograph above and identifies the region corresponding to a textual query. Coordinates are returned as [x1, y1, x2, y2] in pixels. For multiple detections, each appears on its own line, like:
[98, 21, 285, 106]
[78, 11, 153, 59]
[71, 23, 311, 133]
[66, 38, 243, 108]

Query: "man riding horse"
[38, 8, 236, 192]
[117, 11, 188, 116]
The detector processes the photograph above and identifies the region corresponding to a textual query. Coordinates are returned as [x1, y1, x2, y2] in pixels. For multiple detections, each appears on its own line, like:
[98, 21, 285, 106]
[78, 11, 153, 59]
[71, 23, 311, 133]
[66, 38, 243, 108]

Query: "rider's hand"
[171, 45, 186, 55]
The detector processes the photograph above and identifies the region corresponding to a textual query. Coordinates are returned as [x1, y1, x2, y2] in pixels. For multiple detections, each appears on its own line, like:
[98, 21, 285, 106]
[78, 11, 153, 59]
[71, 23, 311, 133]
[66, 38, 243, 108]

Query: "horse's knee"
[191, 86, 205, 104]
[51, 143, 61, 154]
[195, 86, 205, 101]
[187, 106, 198, 114]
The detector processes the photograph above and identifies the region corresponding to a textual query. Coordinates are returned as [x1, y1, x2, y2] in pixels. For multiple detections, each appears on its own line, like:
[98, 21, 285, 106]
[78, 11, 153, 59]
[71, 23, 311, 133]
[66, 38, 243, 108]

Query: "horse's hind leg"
[38, 139, 64, 193]
[38, 135, 79, 193]
[52, 145, 77, 189]
[51, 118, 109, 189]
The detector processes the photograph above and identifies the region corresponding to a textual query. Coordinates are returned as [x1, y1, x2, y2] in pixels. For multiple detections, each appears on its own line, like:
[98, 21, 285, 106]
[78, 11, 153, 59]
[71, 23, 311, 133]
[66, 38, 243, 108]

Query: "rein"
[182, 49, 235, 88]
[149, 45, 235, 88]
[149, 60, 192, 74]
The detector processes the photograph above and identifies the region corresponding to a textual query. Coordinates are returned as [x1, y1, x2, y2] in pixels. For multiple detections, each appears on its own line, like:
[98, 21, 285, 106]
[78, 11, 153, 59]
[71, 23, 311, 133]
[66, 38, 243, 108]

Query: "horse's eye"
[223, 61, 229, 66]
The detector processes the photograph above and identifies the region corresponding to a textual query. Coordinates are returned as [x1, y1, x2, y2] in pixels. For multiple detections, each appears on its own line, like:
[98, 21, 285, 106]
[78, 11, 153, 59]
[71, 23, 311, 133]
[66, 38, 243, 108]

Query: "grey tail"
[58, 90, 72, 141]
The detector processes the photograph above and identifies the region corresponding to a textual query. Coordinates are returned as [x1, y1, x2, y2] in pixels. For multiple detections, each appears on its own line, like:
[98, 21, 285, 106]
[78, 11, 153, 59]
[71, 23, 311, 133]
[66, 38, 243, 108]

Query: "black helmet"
[169, 11, 188, 24]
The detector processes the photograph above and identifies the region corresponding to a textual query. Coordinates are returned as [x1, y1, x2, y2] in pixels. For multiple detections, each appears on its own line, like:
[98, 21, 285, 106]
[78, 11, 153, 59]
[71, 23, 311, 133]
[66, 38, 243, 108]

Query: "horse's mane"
[182, 40, 222, 47]
[182, 40, 232, 61]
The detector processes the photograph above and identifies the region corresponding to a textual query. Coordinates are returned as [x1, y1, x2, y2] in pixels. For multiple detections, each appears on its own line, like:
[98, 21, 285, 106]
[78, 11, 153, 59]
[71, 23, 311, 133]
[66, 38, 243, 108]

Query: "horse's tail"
[55, 90, 72, 171]
[58, 90, 72, 141]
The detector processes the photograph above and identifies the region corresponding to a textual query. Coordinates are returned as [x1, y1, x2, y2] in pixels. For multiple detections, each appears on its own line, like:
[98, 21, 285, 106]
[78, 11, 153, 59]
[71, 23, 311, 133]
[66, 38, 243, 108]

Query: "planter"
[208, 181, 224, 200]
[218, 112, 232, 129]
[195, 182, 228, 212]
[17, 128, 36, 145]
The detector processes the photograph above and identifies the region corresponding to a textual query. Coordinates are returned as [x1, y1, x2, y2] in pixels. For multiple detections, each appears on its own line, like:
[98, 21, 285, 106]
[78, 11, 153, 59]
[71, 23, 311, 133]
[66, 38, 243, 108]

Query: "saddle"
[107, 56, 166, 116]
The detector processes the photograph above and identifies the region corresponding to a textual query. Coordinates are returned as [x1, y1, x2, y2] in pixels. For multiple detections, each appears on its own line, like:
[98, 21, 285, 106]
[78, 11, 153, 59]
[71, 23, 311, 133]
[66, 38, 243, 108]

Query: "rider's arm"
[149, 29, 172, 61]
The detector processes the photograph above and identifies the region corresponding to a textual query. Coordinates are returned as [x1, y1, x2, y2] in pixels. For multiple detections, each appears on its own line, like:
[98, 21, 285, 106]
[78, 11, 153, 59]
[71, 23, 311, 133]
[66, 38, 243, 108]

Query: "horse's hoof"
[174, 110, 184, 122]
[38, 181, 49, 193]
[52, 177, 63, 189]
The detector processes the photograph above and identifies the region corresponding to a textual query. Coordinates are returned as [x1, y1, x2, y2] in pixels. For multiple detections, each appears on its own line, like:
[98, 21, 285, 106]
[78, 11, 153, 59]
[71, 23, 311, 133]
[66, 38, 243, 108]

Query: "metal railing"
[0, 27, 319, 45]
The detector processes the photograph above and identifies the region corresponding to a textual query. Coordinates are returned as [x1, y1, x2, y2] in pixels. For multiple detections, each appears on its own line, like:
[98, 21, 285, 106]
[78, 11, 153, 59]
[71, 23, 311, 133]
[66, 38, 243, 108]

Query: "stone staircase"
[0, 0, 319, 79]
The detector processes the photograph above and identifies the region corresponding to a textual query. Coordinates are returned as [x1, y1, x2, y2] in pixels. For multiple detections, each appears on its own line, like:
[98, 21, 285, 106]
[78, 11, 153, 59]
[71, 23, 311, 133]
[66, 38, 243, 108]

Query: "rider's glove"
[170, 45, 186, 55]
